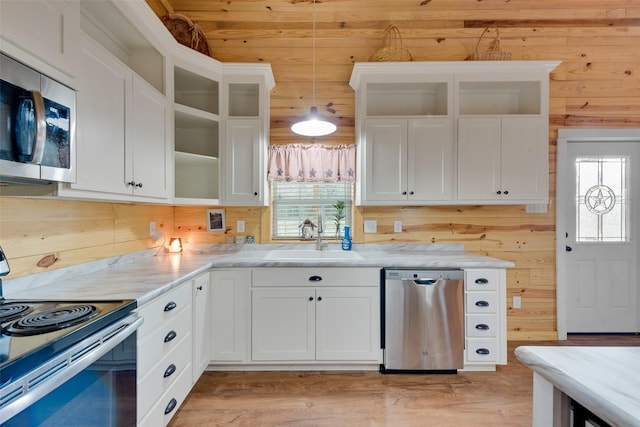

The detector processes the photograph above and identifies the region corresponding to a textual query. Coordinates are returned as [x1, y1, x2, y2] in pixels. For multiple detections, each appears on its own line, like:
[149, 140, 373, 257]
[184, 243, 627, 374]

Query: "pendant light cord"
[312, 0, 316, 108]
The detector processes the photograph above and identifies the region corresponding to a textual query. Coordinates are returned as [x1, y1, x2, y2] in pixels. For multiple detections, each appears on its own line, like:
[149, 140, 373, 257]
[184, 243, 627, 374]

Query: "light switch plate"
[394, 220, 402, 233]
[364, 220, 377, 233]
[237, 220, 245, 233]
[149, 221, 156, 236]
[513, 296, 522, 309]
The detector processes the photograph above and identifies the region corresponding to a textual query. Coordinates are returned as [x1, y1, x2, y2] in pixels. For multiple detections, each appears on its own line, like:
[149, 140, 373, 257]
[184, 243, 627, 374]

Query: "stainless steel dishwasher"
[381, 268, 465, 373]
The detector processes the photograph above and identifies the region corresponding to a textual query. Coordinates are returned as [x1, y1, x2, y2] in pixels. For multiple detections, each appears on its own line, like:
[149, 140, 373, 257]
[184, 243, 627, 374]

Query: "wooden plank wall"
[148, 0, 639, 340]
[0, 1, 638, 341]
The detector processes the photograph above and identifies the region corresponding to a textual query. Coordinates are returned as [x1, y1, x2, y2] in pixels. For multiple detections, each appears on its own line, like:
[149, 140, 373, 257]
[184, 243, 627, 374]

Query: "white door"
[557, 129, 640, 335]
[364, 119, 407, 202]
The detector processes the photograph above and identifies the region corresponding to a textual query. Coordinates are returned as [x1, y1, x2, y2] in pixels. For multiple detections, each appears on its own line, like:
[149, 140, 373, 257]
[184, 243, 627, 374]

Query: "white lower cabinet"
[192, 272, 211, 382]
[463, 269, 507, 368]
[250, 268, 381, 364]
[136, 282, 192, 425]
[210, 269, 251, 363]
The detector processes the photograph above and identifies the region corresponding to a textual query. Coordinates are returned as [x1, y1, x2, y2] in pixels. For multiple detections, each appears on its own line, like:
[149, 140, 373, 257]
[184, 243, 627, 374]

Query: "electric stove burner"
[0, 303, 34, 324]
[3, 304, 101, 336]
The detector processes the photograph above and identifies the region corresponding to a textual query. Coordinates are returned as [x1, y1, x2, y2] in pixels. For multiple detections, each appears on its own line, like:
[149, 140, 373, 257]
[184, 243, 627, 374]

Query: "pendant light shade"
[291, 107, 337, 137]
[291, 0, 336, 137]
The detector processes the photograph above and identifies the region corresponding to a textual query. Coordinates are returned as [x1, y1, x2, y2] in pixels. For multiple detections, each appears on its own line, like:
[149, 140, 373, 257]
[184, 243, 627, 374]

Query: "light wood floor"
[168, 336, 640, 427]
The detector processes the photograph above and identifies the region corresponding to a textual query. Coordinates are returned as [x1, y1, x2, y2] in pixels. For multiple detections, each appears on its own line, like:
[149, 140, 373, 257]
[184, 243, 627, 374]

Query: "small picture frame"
[207, 209, 225, 232]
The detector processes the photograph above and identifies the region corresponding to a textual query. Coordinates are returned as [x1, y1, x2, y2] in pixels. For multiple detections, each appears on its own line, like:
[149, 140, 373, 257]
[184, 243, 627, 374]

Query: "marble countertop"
[515, 346, 640, 426]
[3, 243, 514, 306]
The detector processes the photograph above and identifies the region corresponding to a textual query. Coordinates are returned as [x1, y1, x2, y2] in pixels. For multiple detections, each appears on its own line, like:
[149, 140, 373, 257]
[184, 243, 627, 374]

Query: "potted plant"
[332, 200, 346, 240]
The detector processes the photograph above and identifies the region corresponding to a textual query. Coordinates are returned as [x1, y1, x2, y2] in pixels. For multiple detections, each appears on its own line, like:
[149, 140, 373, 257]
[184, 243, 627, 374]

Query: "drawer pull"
[475, 323, 490, 330]
[164, 330, 177, 343]
[476, 348, 491, 355]
[474, 278, 489, 285]
[164, 398, 177, 415]
[164, 363, 177, 378]
[164, 301, 177, 312]
[475, 300, 490, 307]
[308, 275, 323, 282]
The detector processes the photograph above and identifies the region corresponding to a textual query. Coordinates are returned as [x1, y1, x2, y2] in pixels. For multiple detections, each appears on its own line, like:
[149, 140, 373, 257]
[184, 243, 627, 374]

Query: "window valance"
[267, 144, 356, 182]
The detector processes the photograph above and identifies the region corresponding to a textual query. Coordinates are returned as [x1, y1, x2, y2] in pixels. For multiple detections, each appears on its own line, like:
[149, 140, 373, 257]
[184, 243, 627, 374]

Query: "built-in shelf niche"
[174, 152, 218, 199]
[366, 82, 449, 116]
[174, 66, 219, 114]
[458, 81, 541, 115]
[229, 83, 259, 116]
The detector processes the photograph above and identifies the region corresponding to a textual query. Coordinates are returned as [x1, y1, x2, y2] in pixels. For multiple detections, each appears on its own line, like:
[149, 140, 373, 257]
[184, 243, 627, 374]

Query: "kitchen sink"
[265, 249, 363, 261]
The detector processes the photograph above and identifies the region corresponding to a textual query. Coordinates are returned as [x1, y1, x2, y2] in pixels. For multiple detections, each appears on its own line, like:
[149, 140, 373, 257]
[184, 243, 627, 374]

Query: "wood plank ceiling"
[145, 0, 640, 145]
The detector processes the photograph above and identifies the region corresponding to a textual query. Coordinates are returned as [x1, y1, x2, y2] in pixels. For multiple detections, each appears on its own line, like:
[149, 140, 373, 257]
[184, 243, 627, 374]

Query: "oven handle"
[0, 314, 143, 424]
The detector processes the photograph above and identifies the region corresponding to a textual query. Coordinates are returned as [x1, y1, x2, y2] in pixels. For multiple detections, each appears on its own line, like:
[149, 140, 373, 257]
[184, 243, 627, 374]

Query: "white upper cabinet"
[221, 68, 275, 206]
[350, 61, 560, 206]
[0, 0, 80, 83]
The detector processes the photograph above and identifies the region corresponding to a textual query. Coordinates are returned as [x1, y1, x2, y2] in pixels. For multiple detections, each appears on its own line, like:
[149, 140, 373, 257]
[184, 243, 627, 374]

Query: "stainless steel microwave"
[0, 53, 76, 183]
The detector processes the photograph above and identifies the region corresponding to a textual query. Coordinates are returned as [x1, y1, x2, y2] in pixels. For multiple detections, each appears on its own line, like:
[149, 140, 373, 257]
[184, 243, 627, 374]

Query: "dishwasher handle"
[411, 278, 438, 285]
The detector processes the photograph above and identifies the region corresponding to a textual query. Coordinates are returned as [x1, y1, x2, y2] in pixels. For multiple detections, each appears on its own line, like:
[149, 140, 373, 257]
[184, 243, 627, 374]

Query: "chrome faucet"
[316, 210, 327, 251]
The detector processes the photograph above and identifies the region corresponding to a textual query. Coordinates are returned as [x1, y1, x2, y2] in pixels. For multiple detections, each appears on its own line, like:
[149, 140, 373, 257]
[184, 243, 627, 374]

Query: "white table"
[515, 346, 640, 427]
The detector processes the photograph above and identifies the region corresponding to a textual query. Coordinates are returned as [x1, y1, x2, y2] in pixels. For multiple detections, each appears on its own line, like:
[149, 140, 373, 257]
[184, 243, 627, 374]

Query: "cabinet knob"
[197, 285, 203, 291]
[317, 296, 323, 301]
[402, 191, 407, 195]
[309, 296, 314, 301]
[409, 191, 414, 195]
[503, 190, 508, 195]
[136, 182, 143, 188]
[127, 181, 136, 187]
[496, 190, 502, 195]
[254, 192, 258, 196]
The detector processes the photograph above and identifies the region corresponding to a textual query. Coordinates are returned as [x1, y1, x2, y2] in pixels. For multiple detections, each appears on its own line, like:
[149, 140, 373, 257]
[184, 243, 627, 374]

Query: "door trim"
[556, 128, 640, 339]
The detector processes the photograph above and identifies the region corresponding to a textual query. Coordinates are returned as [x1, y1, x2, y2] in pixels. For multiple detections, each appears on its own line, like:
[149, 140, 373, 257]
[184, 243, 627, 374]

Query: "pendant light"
[291, 0, 336, 137]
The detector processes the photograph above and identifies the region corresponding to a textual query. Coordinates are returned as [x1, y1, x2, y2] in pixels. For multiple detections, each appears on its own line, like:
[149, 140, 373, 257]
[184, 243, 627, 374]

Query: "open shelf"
[174, 152, 219, 200]
[366, 82, 449, 116]
[458, 81, 541, 115]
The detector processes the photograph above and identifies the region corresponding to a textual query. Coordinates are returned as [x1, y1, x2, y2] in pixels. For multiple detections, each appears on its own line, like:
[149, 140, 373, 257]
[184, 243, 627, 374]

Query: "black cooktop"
[0, 299, 137, 385]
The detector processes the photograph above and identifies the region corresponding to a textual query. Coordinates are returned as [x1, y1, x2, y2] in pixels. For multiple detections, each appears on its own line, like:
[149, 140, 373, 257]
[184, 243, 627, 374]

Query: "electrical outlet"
[363, 220, 377, 233]
[513, 296, 522, 309]
[149, 221, 156, 236]
[394, 220, 402, 233]
[237, 220, 245, 233]
[526, 204, 548, 213]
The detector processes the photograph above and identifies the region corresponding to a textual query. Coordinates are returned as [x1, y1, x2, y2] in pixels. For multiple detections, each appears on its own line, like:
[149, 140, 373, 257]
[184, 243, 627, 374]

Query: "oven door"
[1, 314, 142, 427]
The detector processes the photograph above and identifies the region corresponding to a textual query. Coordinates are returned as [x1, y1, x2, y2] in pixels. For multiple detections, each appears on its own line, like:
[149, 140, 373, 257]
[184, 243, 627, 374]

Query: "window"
[575, 156, 628, 242]
[271, 181, 354, 240]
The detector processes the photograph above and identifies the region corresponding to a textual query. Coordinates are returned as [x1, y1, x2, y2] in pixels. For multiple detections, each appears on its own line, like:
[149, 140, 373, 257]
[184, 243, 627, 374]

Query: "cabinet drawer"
[138, 306, 191, 377]
[465, 269, 499, 291]
[138, 332, 192, 420]
[137, 284, 191, 337]
[252, 268, 380, 287]
[465, 314, 498, 338]
[137, 362, 193, 427]
[465, 292, 498, 314]
[466, 338, 499, 363]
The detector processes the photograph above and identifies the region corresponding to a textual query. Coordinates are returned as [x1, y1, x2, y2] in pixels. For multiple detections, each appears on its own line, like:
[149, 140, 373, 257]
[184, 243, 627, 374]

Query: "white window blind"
[271, 181, 354, 240]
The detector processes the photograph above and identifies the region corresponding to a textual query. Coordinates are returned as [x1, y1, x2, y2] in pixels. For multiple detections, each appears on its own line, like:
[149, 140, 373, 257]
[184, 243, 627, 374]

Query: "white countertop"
[515, 346, 640, 426]
[3, 244, 514, 306]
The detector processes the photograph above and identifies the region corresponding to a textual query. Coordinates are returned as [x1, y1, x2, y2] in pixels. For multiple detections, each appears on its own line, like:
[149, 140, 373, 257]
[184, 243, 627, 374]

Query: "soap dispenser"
[342, 226, 352, 251]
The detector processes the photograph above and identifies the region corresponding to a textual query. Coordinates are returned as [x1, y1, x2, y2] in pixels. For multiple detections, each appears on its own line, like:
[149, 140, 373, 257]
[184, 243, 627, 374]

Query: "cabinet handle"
[475, 300, 490, 307]
[476, 348, 491, 355]
[308, 275, 322, 282]
[164, 301, 177, 312]
[164, 398, 177, 415]
[475, 323, 490, 330]
[164, 330, 177, 343]
[309, 296, 314, 301]
[474, 278, 489, 285]
[164, 363, 177, 378]
[317, 296, 323, 301]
